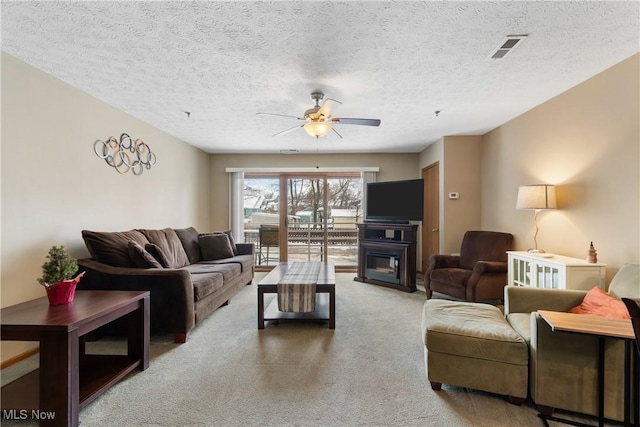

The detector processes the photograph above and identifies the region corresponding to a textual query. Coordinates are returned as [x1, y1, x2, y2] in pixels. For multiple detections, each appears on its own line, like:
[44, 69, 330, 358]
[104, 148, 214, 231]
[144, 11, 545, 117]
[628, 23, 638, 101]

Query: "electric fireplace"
[354, 222, 417, 292]
[366, 253, 400, 284]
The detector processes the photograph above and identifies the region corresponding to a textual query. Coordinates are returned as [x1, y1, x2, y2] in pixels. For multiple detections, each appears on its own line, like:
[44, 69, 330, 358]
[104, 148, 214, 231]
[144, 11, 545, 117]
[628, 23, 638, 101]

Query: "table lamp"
[516, 185, 557, 253]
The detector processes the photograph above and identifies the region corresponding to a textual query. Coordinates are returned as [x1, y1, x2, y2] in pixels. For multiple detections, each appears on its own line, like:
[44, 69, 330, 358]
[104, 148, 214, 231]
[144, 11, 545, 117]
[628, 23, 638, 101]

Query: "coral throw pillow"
[569, 286, 631, 319]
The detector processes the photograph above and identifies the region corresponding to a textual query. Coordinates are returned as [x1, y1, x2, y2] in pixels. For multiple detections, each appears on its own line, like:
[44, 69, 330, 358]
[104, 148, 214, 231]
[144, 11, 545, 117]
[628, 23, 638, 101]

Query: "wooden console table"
[1, 290, 150, 427]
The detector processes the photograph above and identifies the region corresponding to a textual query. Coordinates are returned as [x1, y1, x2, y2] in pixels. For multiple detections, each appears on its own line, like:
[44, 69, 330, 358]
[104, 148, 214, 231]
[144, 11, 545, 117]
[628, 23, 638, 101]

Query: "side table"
[538, 310, 638, 427]
[1, 290, 150, 427]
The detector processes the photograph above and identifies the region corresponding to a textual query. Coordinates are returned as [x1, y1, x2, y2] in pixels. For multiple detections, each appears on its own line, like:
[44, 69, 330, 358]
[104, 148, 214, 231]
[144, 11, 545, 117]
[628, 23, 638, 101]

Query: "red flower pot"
[45, 272, 84, 306]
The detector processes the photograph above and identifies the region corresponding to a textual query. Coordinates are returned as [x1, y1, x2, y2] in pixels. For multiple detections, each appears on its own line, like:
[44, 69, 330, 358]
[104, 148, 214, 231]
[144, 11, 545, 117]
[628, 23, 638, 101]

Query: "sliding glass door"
[286, 176, 325, 263]
[243, 172, 361, 268]
[243, 175, 281, 266]
[324, 176, 362, 264]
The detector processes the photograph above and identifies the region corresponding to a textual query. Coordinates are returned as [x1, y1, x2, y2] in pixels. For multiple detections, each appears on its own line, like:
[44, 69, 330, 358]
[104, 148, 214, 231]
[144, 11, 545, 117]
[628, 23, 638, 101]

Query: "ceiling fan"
[256, 91, 381, 139]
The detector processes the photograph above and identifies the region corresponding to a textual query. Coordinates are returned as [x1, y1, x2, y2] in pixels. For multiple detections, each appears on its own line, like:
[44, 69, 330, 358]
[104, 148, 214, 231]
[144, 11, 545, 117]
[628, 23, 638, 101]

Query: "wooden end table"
[257, 262, 335, 329]
[1, 290, 150, 427]
[538, 310, 638, 427]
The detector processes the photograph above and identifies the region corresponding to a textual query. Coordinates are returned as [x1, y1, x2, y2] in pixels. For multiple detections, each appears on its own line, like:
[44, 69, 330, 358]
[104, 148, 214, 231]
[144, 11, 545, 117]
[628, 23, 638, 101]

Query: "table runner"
[277, 262, 321, 313]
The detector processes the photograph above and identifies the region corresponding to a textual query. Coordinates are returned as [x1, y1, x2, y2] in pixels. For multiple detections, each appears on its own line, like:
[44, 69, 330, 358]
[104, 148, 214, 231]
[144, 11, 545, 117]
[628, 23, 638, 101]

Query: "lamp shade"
[304, 121, 331, 138]
[516, 185, 557, 210]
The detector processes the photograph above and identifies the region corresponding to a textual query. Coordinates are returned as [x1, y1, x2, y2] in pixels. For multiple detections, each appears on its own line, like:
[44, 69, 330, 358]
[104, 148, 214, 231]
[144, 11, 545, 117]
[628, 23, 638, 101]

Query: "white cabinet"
[507, 251, 606, 290]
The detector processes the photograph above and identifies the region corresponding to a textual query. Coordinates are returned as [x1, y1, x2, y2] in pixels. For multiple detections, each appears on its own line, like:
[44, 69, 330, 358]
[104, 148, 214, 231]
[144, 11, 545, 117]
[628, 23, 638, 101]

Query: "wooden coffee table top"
[258, 262, 336, 287]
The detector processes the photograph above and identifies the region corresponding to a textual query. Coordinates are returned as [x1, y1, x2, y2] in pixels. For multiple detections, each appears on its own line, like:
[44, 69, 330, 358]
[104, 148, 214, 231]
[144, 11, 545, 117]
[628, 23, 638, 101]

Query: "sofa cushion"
[199, 254, 254, 273]
[183, 263, 241, 283]
[82, 229, 149, 268]
[608, 263, 640, 299]
[430, 268, 472, 288]
[506, 312, 532, 343]
[190, 272, 225, 301]
[174, 227, 201, 264]
[139, 228, 190, 268]
[458, 231, 513, 270]
[128, 241, 163, 268]
[199, 233, 235, 260]
[145, 243, 171, 268]
[568, 286, 631, 319]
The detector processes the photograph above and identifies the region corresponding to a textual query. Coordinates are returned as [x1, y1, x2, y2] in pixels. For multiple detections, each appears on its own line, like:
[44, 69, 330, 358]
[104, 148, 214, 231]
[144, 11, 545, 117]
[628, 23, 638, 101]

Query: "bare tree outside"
[280, 178, 362, 227]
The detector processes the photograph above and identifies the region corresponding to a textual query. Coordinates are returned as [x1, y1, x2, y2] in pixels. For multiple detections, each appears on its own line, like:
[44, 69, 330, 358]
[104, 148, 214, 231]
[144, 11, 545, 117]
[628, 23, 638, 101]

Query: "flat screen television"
[366, 179, 424, 222]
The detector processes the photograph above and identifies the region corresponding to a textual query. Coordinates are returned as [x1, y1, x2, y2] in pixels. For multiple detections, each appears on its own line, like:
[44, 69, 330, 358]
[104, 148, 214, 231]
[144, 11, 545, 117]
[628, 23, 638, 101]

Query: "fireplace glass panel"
[365, 253, 400, 284]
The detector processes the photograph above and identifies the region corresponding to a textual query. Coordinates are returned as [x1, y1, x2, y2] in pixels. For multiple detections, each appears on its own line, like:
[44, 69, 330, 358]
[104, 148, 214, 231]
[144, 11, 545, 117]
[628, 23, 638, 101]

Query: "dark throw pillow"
[145, 243, 171, 268]
[128, 241, 163, 269]
[223, 230, 239, 256]
[81, 229, 149, 268]
[138, 228, 191, 268]
[174, 227, 201, 264]
[199, 233, 235, 260]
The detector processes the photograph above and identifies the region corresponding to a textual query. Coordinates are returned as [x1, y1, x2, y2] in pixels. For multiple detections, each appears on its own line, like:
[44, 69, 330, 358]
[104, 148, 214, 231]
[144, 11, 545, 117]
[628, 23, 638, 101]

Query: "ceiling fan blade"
[256, 112, 303, 120]
[316, 98, 342, 119]
[273, 124, 303, 137]
[331, 127, 343, 139]
[330, 118, 381, 126]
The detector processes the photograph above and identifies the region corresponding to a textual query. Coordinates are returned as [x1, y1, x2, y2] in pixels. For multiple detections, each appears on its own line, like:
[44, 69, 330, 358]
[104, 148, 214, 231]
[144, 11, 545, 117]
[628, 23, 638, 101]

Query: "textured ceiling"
[2, 1, 639, 154]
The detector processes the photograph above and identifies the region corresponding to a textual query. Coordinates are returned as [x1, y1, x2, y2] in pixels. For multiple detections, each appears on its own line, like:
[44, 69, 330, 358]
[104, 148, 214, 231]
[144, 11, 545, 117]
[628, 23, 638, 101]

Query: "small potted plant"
[37, 246, 85, 305]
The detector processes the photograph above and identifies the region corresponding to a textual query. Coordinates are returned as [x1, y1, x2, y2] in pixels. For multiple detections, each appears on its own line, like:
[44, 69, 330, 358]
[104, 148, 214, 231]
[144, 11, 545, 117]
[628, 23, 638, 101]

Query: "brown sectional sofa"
[77, 227, 254, 343]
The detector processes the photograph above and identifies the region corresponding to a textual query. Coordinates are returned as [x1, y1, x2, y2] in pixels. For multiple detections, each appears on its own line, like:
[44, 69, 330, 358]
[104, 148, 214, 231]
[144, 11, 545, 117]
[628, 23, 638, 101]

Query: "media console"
[354, 222, 418, 292]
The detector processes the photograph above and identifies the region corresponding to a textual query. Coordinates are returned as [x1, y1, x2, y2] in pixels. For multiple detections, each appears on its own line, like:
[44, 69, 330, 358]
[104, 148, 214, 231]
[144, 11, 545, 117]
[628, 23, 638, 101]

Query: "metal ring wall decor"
[93, 133, 156, 175]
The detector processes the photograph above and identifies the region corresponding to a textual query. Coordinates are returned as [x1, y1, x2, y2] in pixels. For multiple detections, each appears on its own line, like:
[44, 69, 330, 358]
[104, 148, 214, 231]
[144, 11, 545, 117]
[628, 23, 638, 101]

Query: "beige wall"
[442, 135, 482, 254]
[1, 53, 211, 362]
[209, 153, 419, 229]
[419, 136, 482, 255]
[419, 54, 639, 279]
[482, 53, 640, 282]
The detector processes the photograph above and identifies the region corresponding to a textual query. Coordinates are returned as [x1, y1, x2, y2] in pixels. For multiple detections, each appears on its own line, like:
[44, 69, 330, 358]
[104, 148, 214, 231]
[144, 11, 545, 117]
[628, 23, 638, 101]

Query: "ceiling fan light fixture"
[304, 121, 331, 138]
[259, 91, 379, 139]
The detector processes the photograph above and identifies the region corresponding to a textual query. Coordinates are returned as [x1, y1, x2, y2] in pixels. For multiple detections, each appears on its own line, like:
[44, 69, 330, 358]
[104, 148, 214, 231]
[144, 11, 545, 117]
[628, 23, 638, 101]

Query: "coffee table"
[1, 290, 150, 427]
[257, 262, 335, 329]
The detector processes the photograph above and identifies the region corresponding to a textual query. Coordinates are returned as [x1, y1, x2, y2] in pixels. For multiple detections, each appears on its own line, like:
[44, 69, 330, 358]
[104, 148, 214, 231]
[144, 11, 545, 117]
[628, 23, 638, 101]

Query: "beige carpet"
[1, 273, 609, 426]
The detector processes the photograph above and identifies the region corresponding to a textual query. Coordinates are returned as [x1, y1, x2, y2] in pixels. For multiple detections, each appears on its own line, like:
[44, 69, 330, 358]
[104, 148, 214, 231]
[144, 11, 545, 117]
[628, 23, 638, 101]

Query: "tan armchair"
[622, 297, 640, 356]
[504, 263, 640, 421]
[425, 230, 514, 301]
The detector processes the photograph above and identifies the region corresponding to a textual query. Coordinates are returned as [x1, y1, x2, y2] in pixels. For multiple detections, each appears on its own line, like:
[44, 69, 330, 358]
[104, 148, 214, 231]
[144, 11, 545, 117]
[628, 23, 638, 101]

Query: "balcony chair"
[258, 225, 279, 265]
[425, 230, 514, 302]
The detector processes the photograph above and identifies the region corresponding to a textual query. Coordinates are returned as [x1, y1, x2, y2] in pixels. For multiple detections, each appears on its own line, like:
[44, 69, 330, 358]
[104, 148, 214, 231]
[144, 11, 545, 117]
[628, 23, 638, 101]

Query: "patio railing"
[244, 222, 358, 264]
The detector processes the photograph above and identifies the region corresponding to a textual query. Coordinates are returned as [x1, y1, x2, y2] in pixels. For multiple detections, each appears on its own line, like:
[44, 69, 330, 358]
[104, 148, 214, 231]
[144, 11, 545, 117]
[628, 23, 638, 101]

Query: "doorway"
[244, 173, 362, 269]
[285, 175, 327, 263]
[421, 162, 439, 272]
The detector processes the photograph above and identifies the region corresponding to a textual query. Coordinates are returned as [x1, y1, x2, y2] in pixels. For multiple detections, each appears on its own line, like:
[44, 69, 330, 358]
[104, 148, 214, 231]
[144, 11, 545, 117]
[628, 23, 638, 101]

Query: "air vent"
[489, 35, 528, 59]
